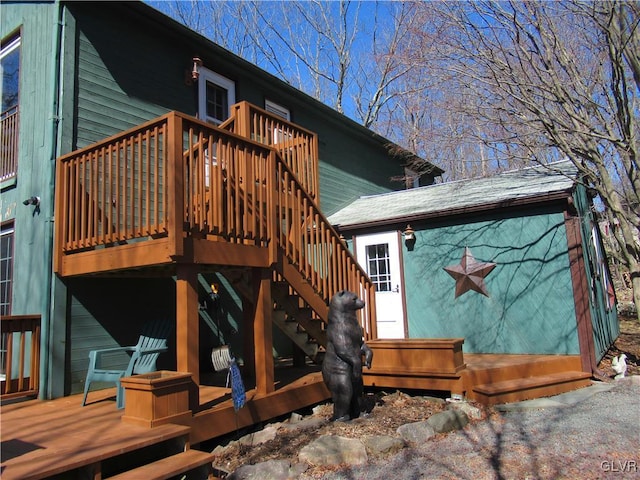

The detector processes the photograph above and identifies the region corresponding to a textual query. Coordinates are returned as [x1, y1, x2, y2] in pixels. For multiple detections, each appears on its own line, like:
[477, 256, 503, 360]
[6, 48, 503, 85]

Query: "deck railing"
[1, 107, 19, 182]
[55, 116, 170, 254]
[224, 101, 319, 201]
[55, 106, 375, 336]
[1, 315, 41, 400]
[272, 156, 377, 338]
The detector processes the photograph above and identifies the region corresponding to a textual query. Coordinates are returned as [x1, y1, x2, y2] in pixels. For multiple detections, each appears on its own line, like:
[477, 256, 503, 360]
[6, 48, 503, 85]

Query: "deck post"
[251, 267, 275, 395]
[176, 263, 200, 387]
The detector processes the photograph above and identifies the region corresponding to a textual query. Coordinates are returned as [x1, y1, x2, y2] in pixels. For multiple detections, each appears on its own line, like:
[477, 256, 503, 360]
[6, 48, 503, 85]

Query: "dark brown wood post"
[176, 263, 200, 385]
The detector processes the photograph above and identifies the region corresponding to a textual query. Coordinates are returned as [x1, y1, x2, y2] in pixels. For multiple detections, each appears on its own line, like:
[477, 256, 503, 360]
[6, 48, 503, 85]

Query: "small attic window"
[265, 99, 290, 121]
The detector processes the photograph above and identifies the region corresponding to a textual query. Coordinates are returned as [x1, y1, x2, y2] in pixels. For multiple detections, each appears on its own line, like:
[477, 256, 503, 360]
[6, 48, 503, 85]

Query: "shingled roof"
[328, 160, 579, 229]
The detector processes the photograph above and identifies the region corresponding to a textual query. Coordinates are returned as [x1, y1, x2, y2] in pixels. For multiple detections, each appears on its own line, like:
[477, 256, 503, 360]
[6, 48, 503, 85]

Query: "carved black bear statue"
[322, 290, 373, 421]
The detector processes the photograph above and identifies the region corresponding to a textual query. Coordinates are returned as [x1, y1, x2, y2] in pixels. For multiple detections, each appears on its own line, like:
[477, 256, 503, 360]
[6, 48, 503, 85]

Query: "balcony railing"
[1, 315, 41, 400]
[1, 107, 19, 182]
[54, 106, 375, 337]
[222, 101, 319, 201]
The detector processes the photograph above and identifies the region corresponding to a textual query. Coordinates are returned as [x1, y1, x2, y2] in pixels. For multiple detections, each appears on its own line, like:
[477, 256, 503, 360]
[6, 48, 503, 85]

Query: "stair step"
[472, 371, 592, 406]
[108, 449, 215, 480]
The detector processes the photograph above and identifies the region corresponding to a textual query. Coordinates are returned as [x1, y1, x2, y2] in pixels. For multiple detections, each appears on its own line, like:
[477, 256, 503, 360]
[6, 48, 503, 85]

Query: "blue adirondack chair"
[81, 318, 173, 409]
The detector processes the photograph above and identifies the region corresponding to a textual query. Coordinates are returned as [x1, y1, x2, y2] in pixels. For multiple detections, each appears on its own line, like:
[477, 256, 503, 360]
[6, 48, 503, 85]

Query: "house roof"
[328, 160, 579, 229]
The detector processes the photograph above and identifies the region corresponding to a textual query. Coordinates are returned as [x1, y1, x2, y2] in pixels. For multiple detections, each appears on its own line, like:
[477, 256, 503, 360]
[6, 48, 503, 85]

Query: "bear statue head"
[330, 290, 365, 312]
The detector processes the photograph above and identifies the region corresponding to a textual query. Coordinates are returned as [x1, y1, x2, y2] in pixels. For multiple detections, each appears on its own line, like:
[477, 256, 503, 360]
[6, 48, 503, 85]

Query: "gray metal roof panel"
[328, 160, 578, 228]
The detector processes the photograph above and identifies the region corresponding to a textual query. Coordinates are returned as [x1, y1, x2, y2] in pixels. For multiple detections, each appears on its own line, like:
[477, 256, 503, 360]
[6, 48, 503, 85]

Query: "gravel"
[300, 377, 640, 480]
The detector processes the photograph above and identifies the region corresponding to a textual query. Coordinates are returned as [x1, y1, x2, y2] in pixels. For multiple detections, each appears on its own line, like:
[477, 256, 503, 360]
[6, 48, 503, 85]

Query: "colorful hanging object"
[226, 357, 246, 411]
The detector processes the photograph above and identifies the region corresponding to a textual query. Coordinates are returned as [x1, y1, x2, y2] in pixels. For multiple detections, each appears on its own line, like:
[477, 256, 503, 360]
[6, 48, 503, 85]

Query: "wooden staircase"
[215, 267, 329, 363]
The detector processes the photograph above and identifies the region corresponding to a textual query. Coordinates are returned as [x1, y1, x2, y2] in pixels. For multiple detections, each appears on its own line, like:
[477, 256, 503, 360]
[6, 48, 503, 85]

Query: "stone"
[279, 416, 327, 432]
[299, 435, 368, 466]
[362, 435, 405, 455]
[447, 401, 483, 420]
[228, 459, 307, 480]
[396, 421, 436, 445]
[238, 425, 279, 446]
[427, 409, 469, 433]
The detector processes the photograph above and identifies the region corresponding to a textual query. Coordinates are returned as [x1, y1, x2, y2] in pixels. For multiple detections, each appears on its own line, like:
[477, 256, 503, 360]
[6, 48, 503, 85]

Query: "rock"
[447, 401, 483, 420]
[362, 435, 405, 455]
[228, 459, 307, 480]
[427, 409, 469, 433]
[299, 435, 368, 466]
[238, 425, 279, 446]
[289, 412, 303, 423]
[279, 416, 327, 432]
[396, 421, 436, 444]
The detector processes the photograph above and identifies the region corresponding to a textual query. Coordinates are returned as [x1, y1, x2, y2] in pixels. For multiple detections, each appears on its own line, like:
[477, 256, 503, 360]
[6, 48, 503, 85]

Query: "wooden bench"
[472, 371, 592, 405]
[108, 449, 216, 480]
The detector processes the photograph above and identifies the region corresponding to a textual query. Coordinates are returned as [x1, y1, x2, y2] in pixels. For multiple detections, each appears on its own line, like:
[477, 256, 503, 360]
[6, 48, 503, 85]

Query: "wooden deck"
[0, 353, 593, 479]
[0, 365, 328, 480]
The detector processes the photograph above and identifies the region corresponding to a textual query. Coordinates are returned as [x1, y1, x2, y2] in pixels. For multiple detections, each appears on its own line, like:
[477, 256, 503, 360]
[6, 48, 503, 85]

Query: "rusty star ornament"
[443, 247, 496, 298]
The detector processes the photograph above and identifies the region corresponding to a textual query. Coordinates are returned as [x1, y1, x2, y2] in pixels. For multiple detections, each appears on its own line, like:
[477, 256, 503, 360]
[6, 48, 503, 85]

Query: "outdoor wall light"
[403, 224, 415, 241]
[185, 56, 203, 86]
[23, 196, 40, 207]
[403, 224, 416, 250]
[191, 56, 202, 81]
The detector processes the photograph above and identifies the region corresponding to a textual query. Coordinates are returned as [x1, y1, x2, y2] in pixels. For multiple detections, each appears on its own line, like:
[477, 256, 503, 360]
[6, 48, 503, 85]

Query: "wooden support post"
[242, 296, 256, 380]
[176, 263, 200, 385]
[252, 268, 274, 395]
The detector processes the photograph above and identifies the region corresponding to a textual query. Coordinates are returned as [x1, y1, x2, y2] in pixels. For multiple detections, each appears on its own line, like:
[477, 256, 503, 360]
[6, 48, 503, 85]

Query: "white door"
[356, 231, 406, 338]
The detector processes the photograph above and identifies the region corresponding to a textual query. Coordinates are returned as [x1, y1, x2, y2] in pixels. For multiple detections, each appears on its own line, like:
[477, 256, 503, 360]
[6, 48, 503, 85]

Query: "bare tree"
[151, 1, 421, 128]
[401, 1, 639, 318]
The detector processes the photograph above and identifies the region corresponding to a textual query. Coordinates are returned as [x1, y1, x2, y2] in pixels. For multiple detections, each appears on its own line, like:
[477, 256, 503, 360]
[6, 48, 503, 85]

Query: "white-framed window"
[198, 68, 235, 125]
[0, 222, 14, 316]
[265, 99, 291, 145]
[366, 243, 392, 292]
[265, 99, 290, 121]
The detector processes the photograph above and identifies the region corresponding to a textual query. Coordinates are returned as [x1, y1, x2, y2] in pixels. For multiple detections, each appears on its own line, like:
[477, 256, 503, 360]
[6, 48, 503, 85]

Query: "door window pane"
[366, 243, 391, 292]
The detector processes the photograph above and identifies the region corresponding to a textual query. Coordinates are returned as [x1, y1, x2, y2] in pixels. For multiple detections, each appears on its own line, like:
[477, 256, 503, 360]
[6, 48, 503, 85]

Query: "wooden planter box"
[365, 338, 466, 376]
[120, 371, 193, 428]
[363, 338, 466, 393]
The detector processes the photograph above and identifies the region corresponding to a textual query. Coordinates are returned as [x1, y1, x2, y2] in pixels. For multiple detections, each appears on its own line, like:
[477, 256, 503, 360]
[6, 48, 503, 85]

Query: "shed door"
[356, 232, 406, 338]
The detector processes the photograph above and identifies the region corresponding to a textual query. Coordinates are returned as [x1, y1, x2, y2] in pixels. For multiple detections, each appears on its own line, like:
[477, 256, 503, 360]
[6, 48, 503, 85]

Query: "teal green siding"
[66, 3, 403, 214]
[1, 3, 57, 316]
[66, 277, 177, 394]
[403, 210, 580, 354]
[70, 4, 194, 148]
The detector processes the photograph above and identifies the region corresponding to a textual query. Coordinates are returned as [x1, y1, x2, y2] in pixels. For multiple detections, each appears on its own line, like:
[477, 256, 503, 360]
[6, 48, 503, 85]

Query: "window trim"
[0, 221, 15, 316]
[197, 67, 235, 125]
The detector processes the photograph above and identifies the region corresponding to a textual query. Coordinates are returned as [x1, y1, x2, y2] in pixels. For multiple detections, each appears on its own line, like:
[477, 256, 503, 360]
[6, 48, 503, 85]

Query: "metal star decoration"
[443, 247, 496, 298]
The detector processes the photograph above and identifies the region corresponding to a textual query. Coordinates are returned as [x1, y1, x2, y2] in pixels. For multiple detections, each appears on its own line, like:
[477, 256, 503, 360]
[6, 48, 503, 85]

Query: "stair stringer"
[216, 261, 329, 362]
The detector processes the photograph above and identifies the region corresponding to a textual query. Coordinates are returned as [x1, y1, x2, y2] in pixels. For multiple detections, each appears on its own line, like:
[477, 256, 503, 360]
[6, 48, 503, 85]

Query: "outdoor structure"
[1, 0, 443, 403]
[0, 1, 617, 477]
[329, 160, 618, 380]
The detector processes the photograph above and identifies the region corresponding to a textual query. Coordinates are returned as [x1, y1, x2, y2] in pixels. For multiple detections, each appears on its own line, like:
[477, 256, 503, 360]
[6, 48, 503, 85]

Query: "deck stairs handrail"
[54, 107, 376, 343]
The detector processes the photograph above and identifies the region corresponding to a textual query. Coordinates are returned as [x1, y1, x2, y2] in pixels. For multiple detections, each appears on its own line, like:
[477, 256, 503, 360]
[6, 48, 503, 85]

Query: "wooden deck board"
[0, 354, 591, 479]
